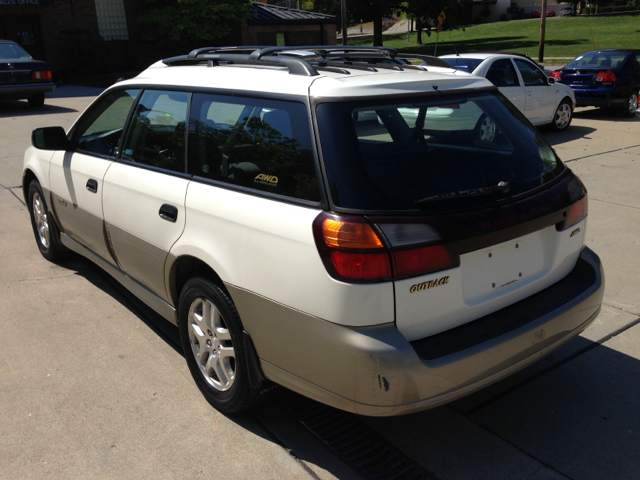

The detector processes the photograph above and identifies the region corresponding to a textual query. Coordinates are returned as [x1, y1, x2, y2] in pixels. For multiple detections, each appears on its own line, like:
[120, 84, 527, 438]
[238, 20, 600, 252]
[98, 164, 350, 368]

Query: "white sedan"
[439, 53, 576, 132]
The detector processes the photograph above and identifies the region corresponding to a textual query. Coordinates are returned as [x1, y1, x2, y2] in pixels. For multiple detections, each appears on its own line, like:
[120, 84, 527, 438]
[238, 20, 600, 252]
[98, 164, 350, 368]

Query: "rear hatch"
[314, 89, 588, 341]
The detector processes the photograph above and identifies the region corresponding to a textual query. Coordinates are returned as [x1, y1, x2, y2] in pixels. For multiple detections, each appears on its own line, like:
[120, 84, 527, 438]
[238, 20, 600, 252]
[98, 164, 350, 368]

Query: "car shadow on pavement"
[574, 106, 640, 122]
[0, 100, 78, 118]
[542, 124, 597, 146]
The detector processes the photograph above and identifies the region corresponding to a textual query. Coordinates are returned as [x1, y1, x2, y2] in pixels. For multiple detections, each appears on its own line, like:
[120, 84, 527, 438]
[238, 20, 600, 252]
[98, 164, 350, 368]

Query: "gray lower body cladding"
[228, 247, 604, 416]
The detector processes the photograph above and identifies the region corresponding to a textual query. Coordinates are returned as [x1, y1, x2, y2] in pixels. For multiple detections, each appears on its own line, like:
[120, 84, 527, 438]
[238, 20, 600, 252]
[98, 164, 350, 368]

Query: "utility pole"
[341, 0, 348, 45]
[538, 0, 547, 62]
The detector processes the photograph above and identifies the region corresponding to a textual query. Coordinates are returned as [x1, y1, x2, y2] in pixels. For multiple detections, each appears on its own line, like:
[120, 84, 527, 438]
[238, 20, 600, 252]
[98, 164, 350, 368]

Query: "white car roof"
[116, 59, 493, 99]
[440, 53, 530, 61]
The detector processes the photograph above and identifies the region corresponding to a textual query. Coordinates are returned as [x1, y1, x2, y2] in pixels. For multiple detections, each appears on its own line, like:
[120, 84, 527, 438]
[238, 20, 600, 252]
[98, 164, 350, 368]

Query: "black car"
[550, 49, 640, 117]
[0, 40, 56, 107]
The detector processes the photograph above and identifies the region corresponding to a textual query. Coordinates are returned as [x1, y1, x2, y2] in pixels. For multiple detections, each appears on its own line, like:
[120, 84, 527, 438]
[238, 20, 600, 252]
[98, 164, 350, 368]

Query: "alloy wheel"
[32, 192, 50, 249]
[187, 297, 236, 391]
[628, 92, 639, 115]
[555, 103, 572, 129]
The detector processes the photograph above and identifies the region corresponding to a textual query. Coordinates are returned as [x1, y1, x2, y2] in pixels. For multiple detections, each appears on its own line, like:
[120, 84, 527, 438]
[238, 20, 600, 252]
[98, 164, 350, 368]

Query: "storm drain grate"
[280, 393, 437, 480]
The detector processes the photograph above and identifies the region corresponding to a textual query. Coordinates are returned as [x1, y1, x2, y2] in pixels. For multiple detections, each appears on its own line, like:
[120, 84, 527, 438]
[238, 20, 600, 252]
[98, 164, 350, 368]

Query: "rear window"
[565, 51, 629, 70]
[440, 57, 483, 73]
[316, 91, 565, 213]
[0, 42, 32, 60]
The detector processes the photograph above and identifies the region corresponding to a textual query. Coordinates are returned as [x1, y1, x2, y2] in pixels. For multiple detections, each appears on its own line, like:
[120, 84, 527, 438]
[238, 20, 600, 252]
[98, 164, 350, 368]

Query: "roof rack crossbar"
[164, 52, 319, 76]
[312, 60, 378, 73]
[250, 45, 400, 60]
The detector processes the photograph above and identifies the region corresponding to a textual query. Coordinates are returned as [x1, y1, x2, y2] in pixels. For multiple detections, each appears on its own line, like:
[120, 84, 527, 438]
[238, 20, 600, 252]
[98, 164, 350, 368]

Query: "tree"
[139, 0, 252, 44]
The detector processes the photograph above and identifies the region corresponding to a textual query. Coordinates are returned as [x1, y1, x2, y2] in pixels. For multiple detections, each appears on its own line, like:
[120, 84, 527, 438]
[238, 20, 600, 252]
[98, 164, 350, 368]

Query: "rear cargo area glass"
[316, 92, 564, 212]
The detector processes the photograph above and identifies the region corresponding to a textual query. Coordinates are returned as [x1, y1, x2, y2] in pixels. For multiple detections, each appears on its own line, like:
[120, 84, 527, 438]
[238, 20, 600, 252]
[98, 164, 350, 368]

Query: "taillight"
[550, 70, 562, 79]
[392, 245, 453, 280]
[595, 71, 617, 82]
[313, 213, 457, 283]
[31, 71, 52, 80]
[559, 174, 588, 230]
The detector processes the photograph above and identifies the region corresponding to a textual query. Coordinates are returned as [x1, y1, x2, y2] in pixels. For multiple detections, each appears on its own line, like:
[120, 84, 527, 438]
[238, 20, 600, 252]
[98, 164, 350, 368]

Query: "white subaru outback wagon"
[23, 46, 604, 416]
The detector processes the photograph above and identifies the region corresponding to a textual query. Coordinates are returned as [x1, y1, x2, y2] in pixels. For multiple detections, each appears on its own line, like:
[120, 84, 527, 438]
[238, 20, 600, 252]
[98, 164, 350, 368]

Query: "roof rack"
[162, 45, 453, 76]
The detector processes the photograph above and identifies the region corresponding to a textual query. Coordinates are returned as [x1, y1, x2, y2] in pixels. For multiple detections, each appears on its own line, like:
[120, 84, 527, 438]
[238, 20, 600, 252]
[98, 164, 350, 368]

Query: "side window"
[187, 93, 319, 202]
[486, 59, 520, 87]
[514, 59, 548, 86]
[121, 90, 190, 173]
[75, 89, 140, 157]
[631, 54, 640, 73]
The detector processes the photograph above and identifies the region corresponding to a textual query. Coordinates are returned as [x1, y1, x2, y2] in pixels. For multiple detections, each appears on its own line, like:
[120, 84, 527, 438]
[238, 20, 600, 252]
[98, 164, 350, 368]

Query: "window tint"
[565, 51, 629, 70]
[187, 93, 319, 202]
[75, 89, 140, 157]
[486, 59, 520, 87]
[631, 54, 640, 73]
[316, 92, 564, 212]
[514, 59, 547, 86]
[122, 90, 190, 172]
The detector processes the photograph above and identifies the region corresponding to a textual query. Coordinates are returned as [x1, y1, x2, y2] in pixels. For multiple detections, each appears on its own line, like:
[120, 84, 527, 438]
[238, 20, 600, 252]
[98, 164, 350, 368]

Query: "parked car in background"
[550, 49, 640, 117]
[440, 53, 576, 131]
[0, 40, 55, 107]
[531, 10, 541, 18]
[23, 45, 603, 416]
[546, 9, 556, 17]
[560, 7, 573, 16]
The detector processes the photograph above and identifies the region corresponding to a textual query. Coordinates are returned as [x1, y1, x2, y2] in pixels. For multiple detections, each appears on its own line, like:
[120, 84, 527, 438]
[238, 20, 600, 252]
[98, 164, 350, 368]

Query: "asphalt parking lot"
[1, 86, 639, 480]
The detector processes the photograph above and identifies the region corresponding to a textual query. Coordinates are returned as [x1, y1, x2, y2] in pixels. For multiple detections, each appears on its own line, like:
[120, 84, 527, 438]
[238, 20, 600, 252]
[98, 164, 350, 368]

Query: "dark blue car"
[0, 40, 56, 108]
[550, 49, 640, 117]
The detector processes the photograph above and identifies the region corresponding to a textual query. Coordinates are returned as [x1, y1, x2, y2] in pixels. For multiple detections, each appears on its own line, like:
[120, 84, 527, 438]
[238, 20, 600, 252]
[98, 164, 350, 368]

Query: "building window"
[95, 0, 129, 40]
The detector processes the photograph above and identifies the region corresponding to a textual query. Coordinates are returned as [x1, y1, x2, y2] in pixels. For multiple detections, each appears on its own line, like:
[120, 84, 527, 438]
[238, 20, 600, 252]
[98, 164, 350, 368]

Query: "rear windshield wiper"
[415, 181, 510, 205]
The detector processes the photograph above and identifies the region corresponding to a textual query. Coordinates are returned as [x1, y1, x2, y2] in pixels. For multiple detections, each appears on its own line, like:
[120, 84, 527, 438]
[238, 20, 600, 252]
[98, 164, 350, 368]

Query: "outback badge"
[410, 276, 449, 293]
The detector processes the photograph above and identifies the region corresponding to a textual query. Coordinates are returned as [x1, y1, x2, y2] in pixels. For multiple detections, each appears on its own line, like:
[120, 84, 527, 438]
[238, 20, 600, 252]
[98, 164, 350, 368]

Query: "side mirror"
[32, 126, 71, 151]
[547, 77, 556, 85]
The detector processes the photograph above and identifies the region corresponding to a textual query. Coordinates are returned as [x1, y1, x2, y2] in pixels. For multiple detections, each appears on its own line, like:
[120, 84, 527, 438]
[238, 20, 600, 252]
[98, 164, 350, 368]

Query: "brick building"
[0, 0, 336, 73]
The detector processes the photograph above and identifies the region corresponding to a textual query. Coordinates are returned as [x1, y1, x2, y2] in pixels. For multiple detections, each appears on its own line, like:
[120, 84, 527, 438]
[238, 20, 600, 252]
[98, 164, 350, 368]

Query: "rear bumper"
[230, 247, 604, 417]
[573, 86, 625, 107]
[0, 82, 56, 98]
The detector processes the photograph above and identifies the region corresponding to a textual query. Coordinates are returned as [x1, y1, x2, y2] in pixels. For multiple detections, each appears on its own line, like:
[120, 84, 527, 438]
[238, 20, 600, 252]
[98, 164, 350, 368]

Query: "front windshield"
[0, 42, 32, 60]
[316, 91, 565, 212]
[440, 57, 483, 73]
[565, 51, 629, 69]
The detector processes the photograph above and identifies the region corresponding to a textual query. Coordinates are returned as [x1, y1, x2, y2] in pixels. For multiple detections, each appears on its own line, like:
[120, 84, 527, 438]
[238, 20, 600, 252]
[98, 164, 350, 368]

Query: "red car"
[531, 10, 541, 18]
[547, 9, 556, 17]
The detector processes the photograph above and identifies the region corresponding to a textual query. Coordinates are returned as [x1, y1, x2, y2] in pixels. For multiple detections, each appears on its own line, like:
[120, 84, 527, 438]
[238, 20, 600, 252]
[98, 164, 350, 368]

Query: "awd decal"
[254, 173, 278, 186]
[410, 276, 449, 293]
[570, 227, 581, 237]
[56, 197, 67, 206]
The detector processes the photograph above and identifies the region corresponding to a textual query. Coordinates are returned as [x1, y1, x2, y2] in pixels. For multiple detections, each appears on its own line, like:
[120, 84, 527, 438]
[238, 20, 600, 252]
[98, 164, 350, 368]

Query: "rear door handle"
[159, 204, 178, 223]
[86, 179, 98, 193]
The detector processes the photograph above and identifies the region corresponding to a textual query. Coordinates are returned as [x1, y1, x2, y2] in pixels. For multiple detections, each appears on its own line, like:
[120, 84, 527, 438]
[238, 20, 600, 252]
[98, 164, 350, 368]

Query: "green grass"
[344, 13, 640, 61]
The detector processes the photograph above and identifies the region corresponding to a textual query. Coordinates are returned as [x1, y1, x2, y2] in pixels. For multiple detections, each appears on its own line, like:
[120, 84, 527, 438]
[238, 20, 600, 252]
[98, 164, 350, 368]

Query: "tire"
[550, 99, 573, 131]
[620, 89, 638, 118]
[28, 93, 45, 108]
[27, 180, 67, 261]
[474, 114, 497, 142]
[179, 277, 259, 413]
